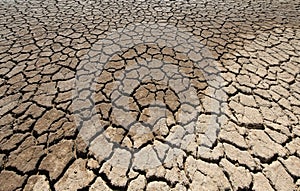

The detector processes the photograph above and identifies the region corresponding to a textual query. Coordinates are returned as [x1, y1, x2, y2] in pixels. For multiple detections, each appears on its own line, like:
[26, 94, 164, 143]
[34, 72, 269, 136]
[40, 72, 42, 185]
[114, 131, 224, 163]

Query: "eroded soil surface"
[0, 0, 300, 190]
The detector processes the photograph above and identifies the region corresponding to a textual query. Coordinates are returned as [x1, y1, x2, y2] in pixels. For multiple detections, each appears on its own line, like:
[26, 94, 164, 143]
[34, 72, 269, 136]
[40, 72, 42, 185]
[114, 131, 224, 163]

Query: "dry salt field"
[0, 0, 300, 190]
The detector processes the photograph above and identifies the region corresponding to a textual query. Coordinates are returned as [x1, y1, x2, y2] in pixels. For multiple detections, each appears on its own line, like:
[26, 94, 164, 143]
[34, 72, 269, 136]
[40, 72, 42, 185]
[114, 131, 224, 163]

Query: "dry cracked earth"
[0, 0, 300, 190]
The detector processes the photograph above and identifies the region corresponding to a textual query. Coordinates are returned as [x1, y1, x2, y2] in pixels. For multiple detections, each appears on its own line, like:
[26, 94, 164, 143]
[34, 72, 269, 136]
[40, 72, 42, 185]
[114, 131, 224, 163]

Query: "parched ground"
[0, 0, 300, 190]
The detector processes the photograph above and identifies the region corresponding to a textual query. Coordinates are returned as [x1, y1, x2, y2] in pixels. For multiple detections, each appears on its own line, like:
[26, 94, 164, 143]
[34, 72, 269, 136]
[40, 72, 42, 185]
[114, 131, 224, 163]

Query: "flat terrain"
[0, 0, 300, 190]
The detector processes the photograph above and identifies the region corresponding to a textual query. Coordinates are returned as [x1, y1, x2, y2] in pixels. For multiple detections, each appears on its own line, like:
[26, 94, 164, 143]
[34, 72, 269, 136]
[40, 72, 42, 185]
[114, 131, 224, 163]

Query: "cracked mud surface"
[0, 0, 300, 190]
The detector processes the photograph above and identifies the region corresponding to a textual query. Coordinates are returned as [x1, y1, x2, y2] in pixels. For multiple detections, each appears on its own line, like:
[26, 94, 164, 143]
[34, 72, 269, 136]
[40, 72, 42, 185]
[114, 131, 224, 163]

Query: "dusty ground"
[0, 0, 300, 190]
